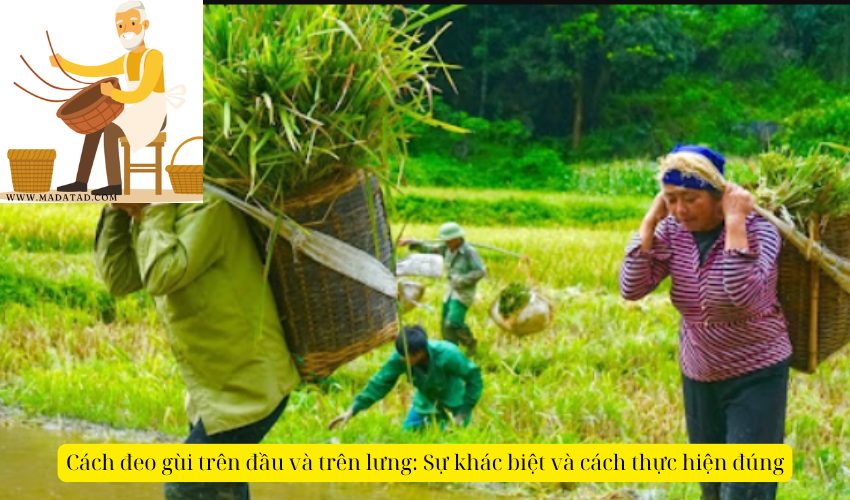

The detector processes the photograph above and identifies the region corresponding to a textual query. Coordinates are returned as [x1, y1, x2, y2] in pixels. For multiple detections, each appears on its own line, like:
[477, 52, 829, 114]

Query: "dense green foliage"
[406, 5, 850, 177]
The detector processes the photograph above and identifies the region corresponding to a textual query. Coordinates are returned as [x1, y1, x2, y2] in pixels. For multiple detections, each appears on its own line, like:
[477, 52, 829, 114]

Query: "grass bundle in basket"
[498, 282, 532, 318]
[203, 4, 466, 205]
[746, 146, 850, 231]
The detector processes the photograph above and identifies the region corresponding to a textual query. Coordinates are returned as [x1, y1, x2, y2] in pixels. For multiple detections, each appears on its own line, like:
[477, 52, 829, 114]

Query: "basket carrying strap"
[808, 217, 821, 372]
[204, 182, 398, 300]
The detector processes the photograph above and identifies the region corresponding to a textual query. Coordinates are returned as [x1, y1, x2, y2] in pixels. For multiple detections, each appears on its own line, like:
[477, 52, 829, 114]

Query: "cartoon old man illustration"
[50, 1, 179, 196]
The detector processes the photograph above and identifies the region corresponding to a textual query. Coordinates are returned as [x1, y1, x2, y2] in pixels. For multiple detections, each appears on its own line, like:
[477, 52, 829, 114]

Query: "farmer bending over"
[399, 222, 486, 354]
[329, 325, 483, 432]
[95, 199, 300, 500]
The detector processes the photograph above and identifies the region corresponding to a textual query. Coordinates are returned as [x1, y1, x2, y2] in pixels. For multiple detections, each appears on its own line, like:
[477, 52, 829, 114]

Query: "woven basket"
[166, 137, 203, 194]
[7, 149, 56, 193]
[247, 170, 398, 381]
[56, 78, 124, 135]
[490, 291, 554, 337]
[778, 215, 850, 372]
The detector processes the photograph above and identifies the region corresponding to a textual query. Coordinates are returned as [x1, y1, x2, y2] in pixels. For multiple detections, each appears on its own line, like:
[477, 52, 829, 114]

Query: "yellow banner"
[58, 444, 792, 482]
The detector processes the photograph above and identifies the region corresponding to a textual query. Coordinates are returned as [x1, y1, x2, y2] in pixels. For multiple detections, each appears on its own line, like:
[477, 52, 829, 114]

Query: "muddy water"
[0, 426, 499, 500]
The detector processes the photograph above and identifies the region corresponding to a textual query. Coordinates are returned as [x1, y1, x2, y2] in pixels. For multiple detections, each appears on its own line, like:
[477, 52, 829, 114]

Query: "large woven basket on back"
[778, 215, 850, 372]
[247, 170, 398, 381]
[56, 77, 124, 135]
[7, 149, 56, 193]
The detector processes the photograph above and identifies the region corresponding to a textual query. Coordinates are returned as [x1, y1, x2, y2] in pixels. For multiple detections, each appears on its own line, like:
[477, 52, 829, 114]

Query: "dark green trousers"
[441, 298, 477, 350]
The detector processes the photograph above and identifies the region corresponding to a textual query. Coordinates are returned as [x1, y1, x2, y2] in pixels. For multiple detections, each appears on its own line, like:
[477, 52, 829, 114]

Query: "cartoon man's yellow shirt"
[62, 50, 165, 104]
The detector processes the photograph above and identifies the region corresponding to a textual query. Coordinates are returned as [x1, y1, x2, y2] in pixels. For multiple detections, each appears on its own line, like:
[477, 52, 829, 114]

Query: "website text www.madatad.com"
[4, 193, 118, 202]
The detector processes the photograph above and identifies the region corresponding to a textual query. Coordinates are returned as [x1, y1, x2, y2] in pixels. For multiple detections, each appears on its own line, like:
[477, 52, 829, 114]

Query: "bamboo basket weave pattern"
[7, 149, 56, 193]
[247, 171, 398, 381]
[56, 78, 124, 135]
[165, 136, 203, 194]
[778, 215, 850, 372]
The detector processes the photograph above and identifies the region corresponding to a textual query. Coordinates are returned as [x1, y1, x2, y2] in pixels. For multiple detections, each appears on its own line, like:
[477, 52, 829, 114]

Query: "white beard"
[120, 27, 145, 51]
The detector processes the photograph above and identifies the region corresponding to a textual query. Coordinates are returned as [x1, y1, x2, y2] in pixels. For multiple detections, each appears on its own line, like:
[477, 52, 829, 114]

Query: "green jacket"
[94, 195, 300, 435]
[351, 340, 483, 416]
[409, 241, 486, 306]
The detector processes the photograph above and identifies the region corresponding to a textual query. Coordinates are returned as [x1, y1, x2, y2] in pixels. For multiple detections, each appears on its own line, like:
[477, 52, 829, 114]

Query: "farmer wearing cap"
[399, 223, 487, 354]
[94, 197, 300, 500]
[619, 144, 792, 500]
[328, 325, 483, 431]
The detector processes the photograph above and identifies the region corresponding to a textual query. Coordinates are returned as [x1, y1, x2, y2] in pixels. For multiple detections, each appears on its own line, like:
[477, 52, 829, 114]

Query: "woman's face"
[662, 184, 723, 231]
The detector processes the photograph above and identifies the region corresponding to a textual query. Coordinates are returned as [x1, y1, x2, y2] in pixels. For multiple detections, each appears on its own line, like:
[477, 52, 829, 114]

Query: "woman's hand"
[722, 184, 753, 251]
[639, 193, 669, 251]
[721, 183, 754, 221]
[644, 192, 670, 226]
[49, 54, 63, 68]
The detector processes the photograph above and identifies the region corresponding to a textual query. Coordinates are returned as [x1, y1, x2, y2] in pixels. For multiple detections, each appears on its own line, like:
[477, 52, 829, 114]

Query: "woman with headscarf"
[619, 144, 792, 500]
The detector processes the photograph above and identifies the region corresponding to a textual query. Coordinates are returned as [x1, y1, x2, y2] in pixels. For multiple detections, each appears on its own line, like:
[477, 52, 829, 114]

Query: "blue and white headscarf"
[660, 144, 726, 191]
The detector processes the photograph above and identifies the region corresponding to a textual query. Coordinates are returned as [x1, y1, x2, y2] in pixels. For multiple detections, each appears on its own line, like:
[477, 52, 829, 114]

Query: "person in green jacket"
[95, 198, 300, 500]
[399, 222, 486, 354]
[328, 325, 483, 431]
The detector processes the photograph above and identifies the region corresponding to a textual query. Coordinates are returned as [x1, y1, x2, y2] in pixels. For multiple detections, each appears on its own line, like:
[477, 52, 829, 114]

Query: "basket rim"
[165, 164, 203, 173]
[56, 77, 122, 121]
[282, 169, 366, 212]
[7, 149, 57, 161]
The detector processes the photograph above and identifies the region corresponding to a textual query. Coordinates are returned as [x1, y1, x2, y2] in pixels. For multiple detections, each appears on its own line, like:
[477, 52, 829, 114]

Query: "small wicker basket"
[7, 149, 57, 193]
[165, 136, 203, 194]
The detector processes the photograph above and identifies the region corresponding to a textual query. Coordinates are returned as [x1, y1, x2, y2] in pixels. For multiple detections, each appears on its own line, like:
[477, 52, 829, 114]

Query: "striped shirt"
[619, 213, 792, 382]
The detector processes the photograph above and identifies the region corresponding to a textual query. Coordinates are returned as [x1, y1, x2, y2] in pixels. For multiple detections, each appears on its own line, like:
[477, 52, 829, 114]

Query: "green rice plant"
[0, 203, 100, 254]
[498, 282, 531, 317]
[203, 5, 466, 205]
[747, 146, 850, 229]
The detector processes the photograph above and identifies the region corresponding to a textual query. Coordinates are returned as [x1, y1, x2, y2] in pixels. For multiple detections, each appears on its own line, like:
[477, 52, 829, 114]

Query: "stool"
[119, 132, 167, 195]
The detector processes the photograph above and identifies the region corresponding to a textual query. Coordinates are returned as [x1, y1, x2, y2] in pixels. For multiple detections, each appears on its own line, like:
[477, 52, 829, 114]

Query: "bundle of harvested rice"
[498, 282, 532, 318]
[203, 4, 466, 200]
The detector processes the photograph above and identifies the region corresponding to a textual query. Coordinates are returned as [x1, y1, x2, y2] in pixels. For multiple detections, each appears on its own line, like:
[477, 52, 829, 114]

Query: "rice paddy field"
[2, 189, 850, 499]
